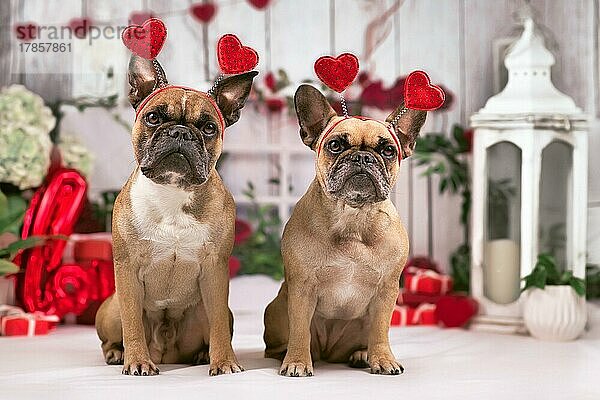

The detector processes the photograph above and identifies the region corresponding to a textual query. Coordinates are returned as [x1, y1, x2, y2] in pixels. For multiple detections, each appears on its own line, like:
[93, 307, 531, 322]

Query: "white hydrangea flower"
[57, 133, 94, 178]
[0, 85, 55, 189]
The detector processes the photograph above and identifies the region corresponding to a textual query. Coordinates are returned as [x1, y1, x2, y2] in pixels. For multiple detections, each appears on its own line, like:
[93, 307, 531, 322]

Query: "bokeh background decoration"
[0, 0, 599, 326]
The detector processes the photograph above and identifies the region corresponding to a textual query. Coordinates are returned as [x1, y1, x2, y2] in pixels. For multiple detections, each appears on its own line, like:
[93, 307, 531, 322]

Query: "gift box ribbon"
[391, 303, 438, 326]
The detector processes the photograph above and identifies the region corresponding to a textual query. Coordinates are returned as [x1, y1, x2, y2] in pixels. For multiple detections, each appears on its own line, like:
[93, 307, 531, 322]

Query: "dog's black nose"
[351, 151, 375, 165]
[167, 125, 195, 141]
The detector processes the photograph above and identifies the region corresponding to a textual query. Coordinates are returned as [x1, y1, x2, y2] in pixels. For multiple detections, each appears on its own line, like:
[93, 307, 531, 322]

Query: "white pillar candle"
[484, 239, 521, 304]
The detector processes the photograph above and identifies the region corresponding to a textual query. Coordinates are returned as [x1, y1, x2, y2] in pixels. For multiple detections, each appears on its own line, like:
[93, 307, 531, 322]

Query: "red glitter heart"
[129, 11, 155, 26]
[404, 70, 445, 111]
[190, 2, 217, 23]
[217, 34, 259, 74]
[247, 0, 270, 9]
[68, 18, 93, 39]
[122, 18, 167, 60]
[314, 53, 359, 93]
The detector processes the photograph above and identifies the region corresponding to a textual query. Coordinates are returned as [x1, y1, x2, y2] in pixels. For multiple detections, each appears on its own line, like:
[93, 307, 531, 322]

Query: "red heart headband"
[122, 18, 259, 137]
[314, 53, 446, 159]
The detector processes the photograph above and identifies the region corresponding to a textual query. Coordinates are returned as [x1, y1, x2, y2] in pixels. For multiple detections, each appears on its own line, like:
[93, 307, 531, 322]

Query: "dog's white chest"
[130, 173, 210, 260]
[129, 172, 210, 310]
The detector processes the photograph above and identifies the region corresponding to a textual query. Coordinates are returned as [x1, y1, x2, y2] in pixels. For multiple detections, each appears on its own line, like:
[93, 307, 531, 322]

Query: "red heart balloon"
[217, 34, 259, 74]
[129, 11, 155, 26]
[404, 70, 445, 111]
[14, 22, 38, 41]
[122, 18, 167, 60]
[247, 0, 270, 9]
[68, 18, 93, 39]
[190, 2, 217, 23]
[435, 294, 479, 328]
[314, 53, 359, 93]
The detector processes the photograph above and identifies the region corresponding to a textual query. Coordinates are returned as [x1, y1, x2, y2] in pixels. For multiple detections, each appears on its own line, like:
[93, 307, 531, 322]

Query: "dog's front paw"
[368, 353, 404, 375]
[122, 358, 159, 376]
[209, 358, 244, 376]
[279, 358, 313, 377]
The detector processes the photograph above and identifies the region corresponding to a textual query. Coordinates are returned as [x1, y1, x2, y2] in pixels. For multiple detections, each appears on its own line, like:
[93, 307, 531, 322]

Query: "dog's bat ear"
[127, 55, 169, 109]
[212, 71, 259, 127]
[294, 84, 337, 150]
[386, 103, 426, 158]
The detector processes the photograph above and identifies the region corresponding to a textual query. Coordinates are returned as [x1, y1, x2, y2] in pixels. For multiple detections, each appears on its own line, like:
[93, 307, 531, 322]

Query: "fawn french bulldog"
[264, 84, 426, 376]
[96, 54, 257, 376]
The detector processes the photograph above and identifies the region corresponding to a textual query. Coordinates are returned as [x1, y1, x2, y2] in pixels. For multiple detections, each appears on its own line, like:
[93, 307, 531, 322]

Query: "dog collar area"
[134, 85, 226, 137]
[316, 116, 404, 161]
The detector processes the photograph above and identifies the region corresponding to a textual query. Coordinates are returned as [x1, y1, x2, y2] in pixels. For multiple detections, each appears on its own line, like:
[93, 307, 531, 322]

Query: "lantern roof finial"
[476, 18, 581, 116]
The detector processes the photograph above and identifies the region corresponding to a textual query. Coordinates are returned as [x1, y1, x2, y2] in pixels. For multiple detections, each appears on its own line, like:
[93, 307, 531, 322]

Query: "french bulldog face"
[294, 84, 426, 208]
[127, 55, 257, 188]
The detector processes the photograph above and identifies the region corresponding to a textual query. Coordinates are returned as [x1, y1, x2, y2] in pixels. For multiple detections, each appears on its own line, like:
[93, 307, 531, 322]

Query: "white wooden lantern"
[469, 19, 588, 331]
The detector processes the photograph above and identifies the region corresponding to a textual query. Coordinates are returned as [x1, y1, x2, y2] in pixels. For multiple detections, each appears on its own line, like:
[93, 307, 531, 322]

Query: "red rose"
[360, 81, 387, 110]
[265, 97, 285, 113]
[228, 256, 241, 278]
[463, 128, 474, 153]
[360, 76, 406, 111]
[234, 219, 252, 245]
[357, 72, 371, 87]
[264, 72, 277, 92]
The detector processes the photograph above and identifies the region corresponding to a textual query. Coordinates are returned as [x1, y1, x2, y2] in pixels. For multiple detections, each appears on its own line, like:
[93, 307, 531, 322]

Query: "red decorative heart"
[129, 11, 155, 26]
[217, 34, 259, 74]
[68, 18, 93, 39]
[247, 0, 270, 9]
[435, 294, 479, 328]
[404, 71, 445, 111]
[404, 70, 445, 111]
[122, 18, 167, 60]
[314, 53, 359, 93]
[14, 22, 38, 41]
[190, 2, 217, 23]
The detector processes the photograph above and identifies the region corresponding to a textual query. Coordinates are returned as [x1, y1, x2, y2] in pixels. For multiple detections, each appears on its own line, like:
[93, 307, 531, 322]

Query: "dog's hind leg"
[263, 283, 290, 360]
[96, 294, 124, 365]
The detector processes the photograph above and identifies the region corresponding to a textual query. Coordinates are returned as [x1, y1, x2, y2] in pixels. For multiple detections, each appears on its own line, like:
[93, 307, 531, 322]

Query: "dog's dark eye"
[327, 139, 343, 154]
[203, 122, 217, 136]
[145, 112, 161, 127]
[381, 145, 396, 159]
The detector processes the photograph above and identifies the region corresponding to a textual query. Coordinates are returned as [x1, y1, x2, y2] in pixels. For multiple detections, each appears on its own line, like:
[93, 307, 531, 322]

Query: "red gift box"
[397, 289, 442, 307]
[390, 303, 438, 326]
[403, 267, 453, 295]
[391, 305, 415, 326]
[0, 305, 59, 336]
[73, 240, 112, 262]
[412, 303, 438, 325]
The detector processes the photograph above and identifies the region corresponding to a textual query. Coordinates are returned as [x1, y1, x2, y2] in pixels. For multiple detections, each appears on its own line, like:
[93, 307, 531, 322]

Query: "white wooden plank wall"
[3, 0, 599, 269]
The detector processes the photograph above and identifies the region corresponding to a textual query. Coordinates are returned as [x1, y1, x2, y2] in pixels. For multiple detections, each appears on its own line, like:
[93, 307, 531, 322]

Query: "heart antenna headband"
[314, 52, 446, 158]
[122, 18, 259, 132]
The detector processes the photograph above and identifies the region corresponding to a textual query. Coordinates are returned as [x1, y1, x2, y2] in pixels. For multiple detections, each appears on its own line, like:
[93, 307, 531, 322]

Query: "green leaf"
[0, 208, 25, 234]
[522, 264, 547, 292]
[0, 237, 38, 258]
[439, 178, 448, 193]
[0, 259, 19, 276]
[452, 125, 468, 151]
[537, 254, 560, 284]
[0, 190, 7, 217]
[568, 276, 586, 297]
